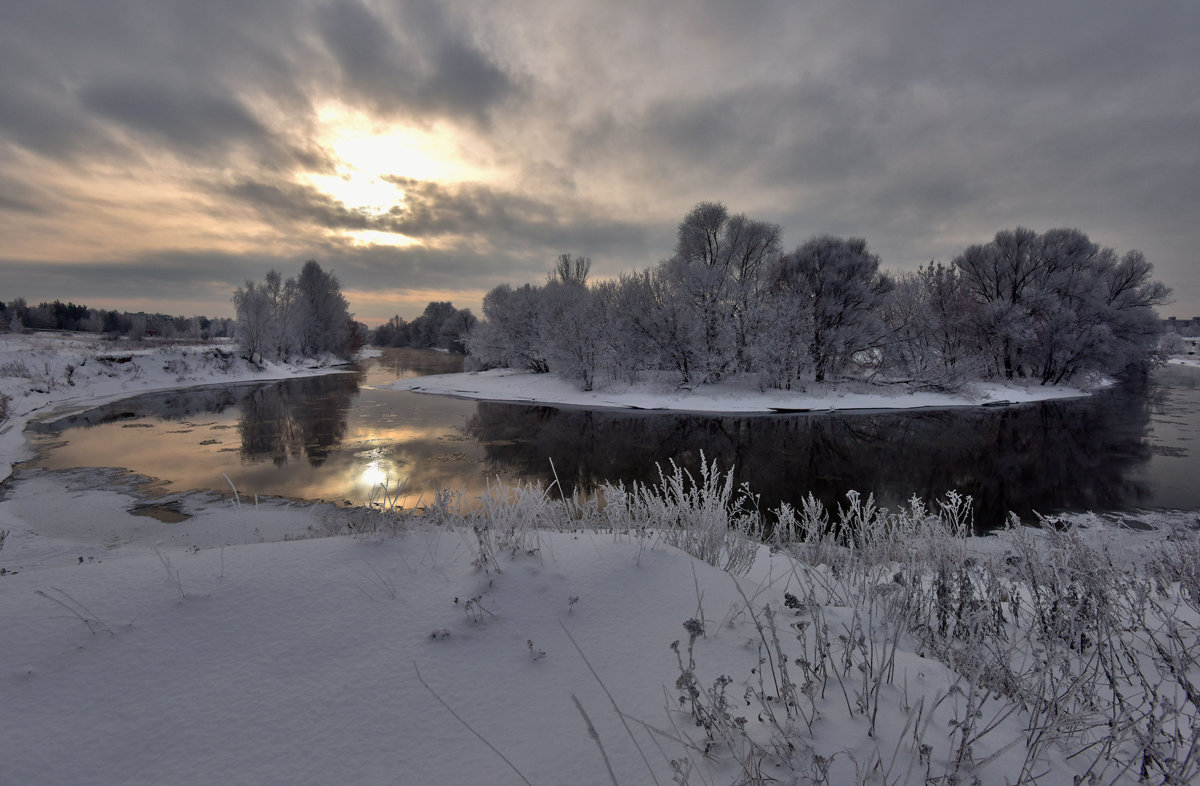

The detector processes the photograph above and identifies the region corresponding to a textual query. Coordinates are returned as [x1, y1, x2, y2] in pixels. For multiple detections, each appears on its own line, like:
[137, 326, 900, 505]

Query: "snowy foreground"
[2, 476, 1199, 785]
[2, 335, 1199, 784]
[391, 368, 1098, 414]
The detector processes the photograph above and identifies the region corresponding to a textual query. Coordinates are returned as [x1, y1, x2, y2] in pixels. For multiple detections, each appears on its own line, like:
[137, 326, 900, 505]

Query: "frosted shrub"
[601, 453, 763, 575]
[660, 493, 1199, 784]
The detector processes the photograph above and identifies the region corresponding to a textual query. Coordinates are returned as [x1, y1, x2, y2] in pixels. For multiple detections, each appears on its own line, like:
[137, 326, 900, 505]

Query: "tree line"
[467, 203, 1170, 391]
[372, 301, 477, 354]
[233, 260, 365, 362]
[0, 298, 234, 340]
[233, 259, 479, 362]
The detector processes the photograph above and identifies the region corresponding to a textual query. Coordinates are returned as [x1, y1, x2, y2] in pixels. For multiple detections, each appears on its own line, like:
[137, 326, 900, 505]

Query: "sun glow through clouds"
[306, 103, 481, 212]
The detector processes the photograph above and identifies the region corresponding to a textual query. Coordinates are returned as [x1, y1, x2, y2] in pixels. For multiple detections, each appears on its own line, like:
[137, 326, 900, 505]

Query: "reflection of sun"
[361, 460, 389, 489]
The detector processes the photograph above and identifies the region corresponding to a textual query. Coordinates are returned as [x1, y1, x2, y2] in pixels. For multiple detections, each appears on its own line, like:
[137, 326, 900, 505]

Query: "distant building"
[1162, 316, 1200, 337]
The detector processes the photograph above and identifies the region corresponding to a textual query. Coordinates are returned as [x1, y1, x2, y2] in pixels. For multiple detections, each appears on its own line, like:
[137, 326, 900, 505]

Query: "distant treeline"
[233, 260, 476, 362]
[372, 301, 477, 354]
[0, 298, 235, 340]
[468, 202, 1171, 391]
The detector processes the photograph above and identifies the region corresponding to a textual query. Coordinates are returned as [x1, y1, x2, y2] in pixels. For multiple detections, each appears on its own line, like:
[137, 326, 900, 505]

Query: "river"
[26, 349, 1200, 530]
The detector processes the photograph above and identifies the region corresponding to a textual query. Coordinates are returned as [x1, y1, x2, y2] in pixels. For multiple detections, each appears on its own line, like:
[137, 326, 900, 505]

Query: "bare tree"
[294, 260, 352, 359]
[232, 280, 272, 362]
[549, 253, 591, 286]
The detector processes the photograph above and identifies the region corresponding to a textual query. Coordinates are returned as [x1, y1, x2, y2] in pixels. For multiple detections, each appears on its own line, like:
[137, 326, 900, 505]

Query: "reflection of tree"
[238, 374, 358, 467]
[465, 383, 1154, 530]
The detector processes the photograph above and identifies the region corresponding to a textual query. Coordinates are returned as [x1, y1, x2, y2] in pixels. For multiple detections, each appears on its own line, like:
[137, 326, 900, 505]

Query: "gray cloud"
[80, 81, 267, 154]
[0, 0, 1197, 318]
[218, 178, 382, 231]
[315, 0, 516, 125]
[380, 178, 651, 252]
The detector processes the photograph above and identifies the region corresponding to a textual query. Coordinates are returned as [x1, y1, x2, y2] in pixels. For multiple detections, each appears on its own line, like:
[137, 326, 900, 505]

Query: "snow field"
[5, 463, 1199, 784]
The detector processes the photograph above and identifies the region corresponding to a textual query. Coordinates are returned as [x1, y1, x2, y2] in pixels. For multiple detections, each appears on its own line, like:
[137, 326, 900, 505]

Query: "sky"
[1, 0, 1197, 325]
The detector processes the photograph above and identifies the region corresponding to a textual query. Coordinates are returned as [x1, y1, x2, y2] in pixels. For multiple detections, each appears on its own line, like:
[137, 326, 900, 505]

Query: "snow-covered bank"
[1, 472, 1197, 785]
[3, 335, 1198, 784]
[0, 333, 357, 482]
[391, 367, 1099, 413]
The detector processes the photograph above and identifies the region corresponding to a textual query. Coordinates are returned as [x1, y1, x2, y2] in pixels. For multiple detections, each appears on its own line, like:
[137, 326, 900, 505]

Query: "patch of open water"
[23, 349, 1200, 530]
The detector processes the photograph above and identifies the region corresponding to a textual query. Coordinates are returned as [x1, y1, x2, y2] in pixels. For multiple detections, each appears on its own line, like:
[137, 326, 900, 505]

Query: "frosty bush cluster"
[468, 202, 1170, 391]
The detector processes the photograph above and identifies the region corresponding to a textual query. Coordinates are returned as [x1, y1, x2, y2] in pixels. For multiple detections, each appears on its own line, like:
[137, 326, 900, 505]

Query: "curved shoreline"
[0, 333, 361, 482]
[390, 368, 1101, 415]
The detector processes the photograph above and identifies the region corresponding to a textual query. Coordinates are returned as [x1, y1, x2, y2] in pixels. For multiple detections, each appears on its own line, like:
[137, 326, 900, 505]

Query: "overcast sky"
[1, 0, 1197, 324]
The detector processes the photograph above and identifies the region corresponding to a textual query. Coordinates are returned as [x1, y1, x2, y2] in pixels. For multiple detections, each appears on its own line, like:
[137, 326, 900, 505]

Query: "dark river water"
[27, 349, 1200, 530]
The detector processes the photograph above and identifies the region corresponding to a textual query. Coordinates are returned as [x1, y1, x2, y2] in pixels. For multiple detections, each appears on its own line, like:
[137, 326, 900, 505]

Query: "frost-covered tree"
[668, 202, 735, 383]
[665, 202, 782, 382]
[549, 253, 591, 286]
[880, 263, 985, 390]
[772, 236, 893, 383]
[611, 267, 706, 387]
[954, 228, 1169, 382]
[263, 269, 298, 360]
[469, 283, 550, 372]
[293, 260, 352, 359]
[954, 227, 1043, 380]
[752, 279, 811, 390]
[723, 214, 783, 373]
[591, 277, 656, 384]
[541, 279, 603, 390]
[372, 315, 410, 347]
[234, 260, 353, 361]
[233, 280, 273, 362]
[435, 307, 477, 354]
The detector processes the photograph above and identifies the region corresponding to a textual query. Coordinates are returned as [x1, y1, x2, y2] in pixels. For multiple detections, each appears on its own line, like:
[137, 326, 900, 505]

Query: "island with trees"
[462, 202, 1170, 400]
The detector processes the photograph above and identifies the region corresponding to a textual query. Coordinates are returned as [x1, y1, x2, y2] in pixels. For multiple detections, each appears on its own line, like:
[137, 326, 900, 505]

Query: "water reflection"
[26, 350, 1200, 529]
[237, 375, 357, 467]
[464, 381, 1158, 529]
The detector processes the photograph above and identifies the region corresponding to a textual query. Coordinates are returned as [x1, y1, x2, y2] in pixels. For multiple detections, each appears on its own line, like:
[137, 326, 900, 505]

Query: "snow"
[0, 332, 355, 483]
[389, 367, 1099, 414]
[0, 487, 1060, 784]
[2, 334, 1197, 784]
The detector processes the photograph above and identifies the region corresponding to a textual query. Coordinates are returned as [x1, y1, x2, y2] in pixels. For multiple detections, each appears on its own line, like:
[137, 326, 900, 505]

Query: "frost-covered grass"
[296, 462, 1200, 784]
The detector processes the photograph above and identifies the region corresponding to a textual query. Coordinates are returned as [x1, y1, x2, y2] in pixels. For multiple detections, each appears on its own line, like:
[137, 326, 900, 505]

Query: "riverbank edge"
[0, 333, 368, 483]
[390, 367, 1107, 415]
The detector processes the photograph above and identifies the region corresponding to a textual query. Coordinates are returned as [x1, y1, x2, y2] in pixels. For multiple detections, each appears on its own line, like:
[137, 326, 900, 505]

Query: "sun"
[304, 103, 481, 215]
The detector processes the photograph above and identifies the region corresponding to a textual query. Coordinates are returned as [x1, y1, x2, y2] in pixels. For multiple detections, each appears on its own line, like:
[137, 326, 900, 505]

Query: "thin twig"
[560, 620, 661, 785]
[413, 662, 532, 786]
[573, 694, 619, 786]
[35, 588, 113, 635]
